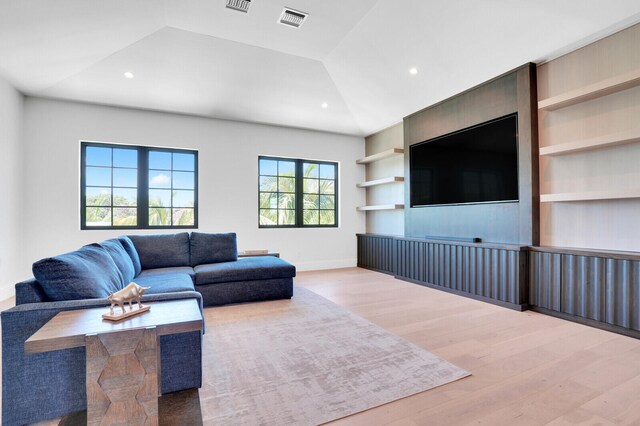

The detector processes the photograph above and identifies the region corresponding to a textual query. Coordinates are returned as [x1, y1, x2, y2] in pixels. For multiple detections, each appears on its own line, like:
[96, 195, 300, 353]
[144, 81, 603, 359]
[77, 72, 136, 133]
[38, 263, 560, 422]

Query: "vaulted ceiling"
[1, 0, 640, 136]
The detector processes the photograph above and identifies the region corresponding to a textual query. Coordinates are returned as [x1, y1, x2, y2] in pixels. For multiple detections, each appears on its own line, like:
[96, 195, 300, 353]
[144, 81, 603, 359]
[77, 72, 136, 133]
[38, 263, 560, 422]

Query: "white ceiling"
[1, 0, 640, 136]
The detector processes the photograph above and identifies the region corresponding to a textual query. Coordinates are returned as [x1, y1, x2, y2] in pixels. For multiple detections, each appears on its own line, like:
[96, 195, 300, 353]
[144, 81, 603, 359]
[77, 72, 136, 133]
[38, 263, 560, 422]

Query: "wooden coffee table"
[25, 299, 203, 426]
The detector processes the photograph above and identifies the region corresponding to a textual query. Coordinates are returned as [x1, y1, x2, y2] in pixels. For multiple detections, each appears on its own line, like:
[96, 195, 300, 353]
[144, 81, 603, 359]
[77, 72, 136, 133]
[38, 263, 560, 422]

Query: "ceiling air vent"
[226, 0, 251, 13]
[278, 8, 308, 28]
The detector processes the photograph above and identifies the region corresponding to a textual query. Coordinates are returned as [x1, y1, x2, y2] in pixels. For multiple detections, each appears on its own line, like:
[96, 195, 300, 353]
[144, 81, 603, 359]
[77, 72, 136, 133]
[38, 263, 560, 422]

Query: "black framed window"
[81, 142, 198, 229]
[259, 156, 338, 228]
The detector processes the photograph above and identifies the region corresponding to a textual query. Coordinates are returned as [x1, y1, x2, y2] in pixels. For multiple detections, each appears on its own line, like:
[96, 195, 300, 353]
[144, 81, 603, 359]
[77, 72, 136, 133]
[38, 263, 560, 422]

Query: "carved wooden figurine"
[107, 282, 151, 315]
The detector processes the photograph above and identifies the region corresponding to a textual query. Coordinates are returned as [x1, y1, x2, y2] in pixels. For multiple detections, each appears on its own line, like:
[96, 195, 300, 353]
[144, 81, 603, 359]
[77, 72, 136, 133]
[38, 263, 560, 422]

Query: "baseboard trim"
[395, 275, 528, 312]
[356, 264, 394, 276]
[296, 258, 357, 272]
[0, 284, 15, 304]
[529, 306, 640, 339]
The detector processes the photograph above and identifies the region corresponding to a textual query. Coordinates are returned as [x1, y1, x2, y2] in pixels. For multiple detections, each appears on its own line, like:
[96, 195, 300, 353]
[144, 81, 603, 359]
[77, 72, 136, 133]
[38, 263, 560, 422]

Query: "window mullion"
[80, 144, 87, 229]
[139, 147, 149, 228]
[295, 159, 303, 227]
[110, 148, 114, 227]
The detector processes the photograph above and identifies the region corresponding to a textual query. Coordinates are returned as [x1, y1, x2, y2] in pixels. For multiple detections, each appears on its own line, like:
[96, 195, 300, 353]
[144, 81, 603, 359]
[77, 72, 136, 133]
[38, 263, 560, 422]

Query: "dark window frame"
[81, 141, 198, 230]
[258, 156, 339, 229]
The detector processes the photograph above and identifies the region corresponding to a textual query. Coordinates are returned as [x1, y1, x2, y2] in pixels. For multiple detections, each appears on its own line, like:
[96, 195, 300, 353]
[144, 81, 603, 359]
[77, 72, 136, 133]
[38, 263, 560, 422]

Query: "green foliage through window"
[81, 142, 198, 229]
[259, 156, 338, 228]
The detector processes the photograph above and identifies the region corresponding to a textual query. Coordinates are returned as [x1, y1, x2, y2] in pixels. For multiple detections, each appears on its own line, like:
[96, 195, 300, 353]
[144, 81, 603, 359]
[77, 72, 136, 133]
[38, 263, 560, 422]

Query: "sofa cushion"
[91, 239, 135, 284]
[133, 273, 195, 294]
[194, 256, 296, 286]
[119, 236, 142, 276]
[137, 266, 195, 283]
[128, 233, 190, 270]
[190, 232, 237, 266]
[32, 245, 123, 301]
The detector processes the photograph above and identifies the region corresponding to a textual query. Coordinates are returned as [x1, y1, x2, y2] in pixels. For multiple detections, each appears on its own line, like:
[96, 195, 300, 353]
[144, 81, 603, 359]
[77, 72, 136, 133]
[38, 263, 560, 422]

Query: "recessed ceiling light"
[123, 72, 134, 79]
[321, 102, 329, 109]
[409, 67, 418, 75]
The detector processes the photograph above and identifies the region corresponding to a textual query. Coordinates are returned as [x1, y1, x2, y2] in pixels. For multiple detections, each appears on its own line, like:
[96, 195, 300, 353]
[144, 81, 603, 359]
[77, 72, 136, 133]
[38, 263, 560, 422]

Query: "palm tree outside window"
[259, 156, 338, 228]
[81, 141, 198, 229]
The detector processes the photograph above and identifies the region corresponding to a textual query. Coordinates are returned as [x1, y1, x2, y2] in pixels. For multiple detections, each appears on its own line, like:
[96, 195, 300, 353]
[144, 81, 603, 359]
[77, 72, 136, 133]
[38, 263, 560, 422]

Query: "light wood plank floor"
[3, 267, 640, 425]
[295, 268, 640, 426]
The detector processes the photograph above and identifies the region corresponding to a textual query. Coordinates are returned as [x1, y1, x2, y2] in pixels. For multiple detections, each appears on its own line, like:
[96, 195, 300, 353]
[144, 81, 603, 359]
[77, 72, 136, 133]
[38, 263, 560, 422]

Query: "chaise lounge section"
[126, 231, 296, 307]
[2, 231, 295, 426]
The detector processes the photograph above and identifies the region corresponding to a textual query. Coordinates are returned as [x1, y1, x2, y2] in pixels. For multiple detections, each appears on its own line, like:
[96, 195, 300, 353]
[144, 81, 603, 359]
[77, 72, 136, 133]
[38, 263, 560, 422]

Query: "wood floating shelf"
[356, 204, 404, 211]
[356, 176, 404, 188]
[538, 68, 640, 111]
[356, 148, 404, 164]
[540, 189, 640, 203]
[539, 130, 640, 156]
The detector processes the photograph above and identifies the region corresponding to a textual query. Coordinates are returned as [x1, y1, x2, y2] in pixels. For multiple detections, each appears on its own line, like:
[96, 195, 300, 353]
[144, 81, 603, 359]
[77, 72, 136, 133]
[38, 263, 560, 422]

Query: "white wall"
[0, 75, 24, 300]
[22, 97, 365, 276]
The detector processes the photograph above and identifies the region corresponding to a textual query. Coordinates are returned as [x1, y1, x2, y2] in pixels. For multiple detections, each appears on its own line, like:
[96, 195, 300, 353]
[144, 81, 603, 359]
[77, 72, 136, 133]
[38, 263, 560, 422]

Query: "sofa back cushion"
[32, 245, 123, 301]
[190, 232, 237, 266]
[119, 236, 142, 276]
[128, 232, 191, 270]
[92, 239, 135, 284]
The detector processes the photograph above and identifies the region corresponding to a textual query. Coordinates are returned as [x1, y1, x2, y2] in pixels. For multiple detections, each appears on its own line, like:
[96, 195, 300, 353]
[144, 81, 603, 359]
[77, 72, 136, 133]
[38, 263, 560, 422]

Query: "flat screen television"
[410, 113, 519, 207]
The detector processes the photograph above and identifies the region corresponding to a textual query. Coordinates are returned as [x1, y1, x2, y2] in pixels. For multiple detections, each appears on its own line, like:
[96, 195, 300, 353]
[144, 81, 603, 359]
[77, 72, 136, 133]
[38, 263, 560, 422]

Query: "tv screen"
[410, 114, 519, 207]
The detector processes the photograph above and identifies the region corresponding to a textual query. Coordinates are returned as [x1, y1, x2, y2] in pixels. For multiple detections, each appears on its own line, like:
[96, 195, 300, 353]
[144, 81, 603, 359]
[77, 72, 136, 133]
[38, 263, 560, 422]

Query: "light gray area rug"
[201, 287, 470, 425]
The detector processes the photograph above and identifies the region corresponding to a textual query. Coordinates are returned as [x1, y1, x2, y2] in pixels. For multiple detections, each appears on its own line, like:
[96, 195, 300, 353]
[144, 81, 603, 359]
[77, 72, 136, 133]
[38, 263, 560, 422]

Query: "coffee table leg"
[86, 326, 159, 425]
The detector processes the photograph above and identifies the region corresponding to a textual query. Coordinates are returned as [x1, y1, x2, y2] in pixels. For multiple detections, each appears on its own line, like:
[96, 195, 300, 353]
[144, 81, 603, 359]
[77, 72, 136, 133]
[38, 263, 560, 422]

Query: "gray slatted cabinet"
[357, 234, 527, 310]
[358, 235, 640, 336]
[528, 247, 640, 337]
[357, 234, 395, 275]
[528, 251, 561, 311]
[394, 237, 527, 310]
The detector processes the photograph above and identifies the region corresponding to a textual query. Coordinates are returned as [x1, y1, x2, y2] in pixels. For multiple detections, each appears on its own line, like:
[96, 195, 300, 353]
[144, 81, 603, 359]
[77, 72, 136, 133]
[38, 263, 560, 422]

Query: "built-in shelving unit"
[356, 146, 404, 213]
[539, 130, 640, 156]
[356, 176, 404, 188]
[539, 67, 640, 209]
[356, 148, 403, 164]
[356, 204, 404, 211]
[540, 189, 640, 203]
[538, 68, 640, 111]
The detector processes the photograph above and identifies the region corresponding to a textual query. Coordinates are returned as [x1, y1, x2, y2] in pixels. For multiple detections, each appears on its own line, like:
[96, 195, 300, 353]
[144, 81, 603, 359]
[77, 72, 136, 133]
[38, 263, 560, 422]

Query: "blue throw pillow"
[127, 233, 190, 270]
[92, 239, 135, 284]
[32, 245, 123, 301]
[190, 232, 237, 266]
[119, 236, 142, 276]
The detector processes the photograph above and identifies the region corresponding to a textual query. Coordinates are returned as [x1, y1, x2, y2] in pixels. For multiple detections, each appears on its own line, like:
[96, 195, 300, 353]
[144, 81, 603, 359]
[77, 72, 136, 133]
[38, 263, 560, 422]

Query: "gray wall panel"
[403, 64, 538, 245]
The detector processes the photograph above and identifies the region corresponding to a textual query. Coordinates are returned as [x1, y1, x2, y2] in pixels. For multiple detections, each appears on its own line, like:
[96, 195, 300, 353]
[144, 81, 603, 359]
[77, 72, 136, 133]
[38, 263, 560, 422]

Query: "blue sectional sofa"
[2, 232, 295, 426]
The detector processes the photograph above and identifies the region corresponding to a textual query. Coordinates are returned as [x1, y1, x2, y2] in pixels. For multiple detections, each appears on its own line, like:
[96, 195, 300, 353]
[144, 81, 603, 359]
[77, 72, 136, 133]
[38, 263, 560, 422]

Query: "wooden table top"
[25, 299, 203, 354]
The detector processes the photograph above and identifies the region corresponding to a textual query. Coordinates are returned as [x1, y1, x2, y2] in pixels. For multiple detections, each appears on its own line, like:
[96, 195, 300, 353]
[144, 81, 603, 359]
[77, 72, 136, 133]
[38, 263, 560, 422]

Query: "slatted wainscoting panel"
[562, 254, 607, 323]
[356, 234, 395, 274]
[394, 237, 526, 310]
[529, 250, 562, 311]
[529, 247, 640, 337]
[606, 258, 640, 330]
[394, 238, 426, 283]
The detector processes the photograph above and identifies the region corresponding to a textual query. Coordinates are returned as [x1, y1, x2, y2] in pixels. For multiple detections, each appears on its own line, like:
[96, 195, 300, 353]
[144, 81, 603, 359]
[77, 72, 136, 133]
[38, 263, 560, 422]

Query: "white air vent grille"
[226, 0, 251, 13]
[278, 8, 308, 28]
